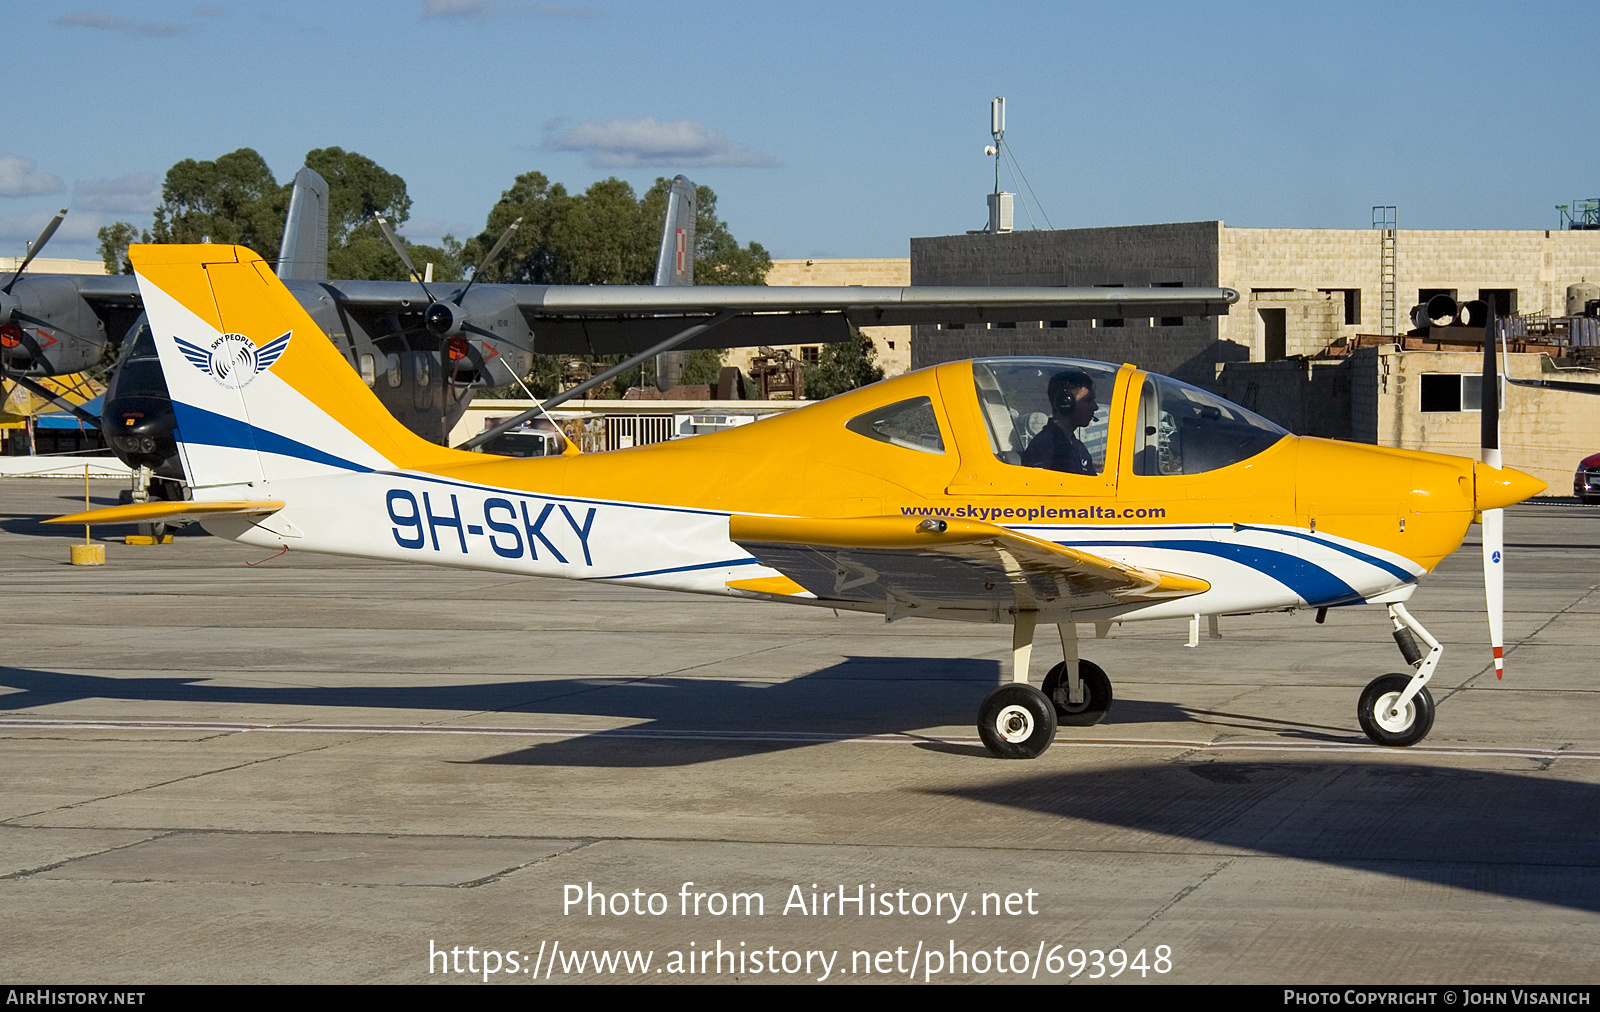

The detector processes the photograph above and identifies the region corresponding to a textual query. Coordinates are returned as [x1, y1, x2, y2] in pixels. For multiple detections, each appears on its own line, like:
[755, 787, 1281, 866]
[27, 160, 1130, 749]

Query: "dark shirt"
[1020, 422, 1096, 475]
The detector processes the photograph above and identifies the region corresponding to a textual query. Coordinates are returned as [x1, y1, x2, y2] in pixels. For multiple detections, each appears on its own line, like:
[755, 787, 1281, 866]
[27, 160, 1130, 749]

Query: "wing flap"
[46, 500, 286, 526]
[729, 515, 1208, 613]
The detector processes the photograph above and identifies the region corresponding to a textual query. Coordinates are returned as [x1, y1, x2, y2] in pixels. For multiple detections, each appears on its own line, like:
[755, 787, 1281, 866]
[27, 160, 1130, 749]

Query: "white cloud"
[53, 12, 186, 35]
[72, 173, 161, 215]
[422, 0, 593, 19]
[0, 156, 65, 198]
[546, 118, 779, 169]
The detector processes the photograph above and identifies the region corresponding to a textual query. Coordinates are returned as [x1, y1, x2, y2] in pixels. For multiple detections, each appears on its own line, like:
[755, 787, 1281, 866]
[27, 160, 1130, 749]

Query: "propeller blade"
[1480, 297, 1504, 678]
[2, 207, 67, 295]
[373, 213, 434, 302]
[456, 216, 522, 305]
[1482, 506, 1505, 678]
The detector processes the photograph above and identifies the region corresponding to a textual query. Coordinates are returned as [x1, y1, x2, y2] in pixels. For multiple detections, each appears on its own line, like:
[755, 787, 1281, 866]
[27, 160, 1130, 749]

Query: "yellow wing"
[728, 515, 1208, 617]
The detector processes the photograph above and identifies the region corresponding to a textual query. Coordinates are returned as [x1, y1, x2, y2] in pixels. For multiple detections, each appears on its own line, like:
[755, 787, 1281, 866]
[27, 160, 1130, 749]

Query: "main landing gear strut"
[1357, 602, 1441, 747]
[977, 613, 1112, 759]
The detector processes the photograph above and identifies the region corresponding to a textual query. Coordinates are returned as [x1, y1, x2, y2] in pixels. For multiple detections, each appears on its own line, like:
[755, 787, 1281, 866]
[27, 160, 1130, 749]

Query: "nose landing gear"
[1357, 602, 1443, 747]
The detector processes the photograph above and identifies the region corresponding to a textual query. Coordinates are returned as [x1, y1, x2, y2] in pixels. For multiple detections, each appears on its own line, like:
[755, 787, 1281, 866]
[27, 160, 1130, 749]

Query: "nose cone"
[1475, 462, 1546, 511]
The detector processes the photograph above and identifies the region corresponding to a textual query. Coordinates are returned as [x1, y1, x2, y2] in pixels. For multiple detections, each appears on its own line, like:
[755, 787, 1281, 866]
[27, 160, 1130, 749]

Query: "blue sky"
[4, 1, 1594, 264]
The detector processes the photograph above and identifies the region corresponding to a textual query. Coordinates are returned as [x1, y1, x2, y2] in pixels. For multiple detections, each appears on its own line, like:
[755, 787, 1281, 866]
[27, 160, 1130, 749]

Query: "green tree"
[97, 221, 150, 274]
[804, 327, 884, 400]
[470, 172, 771, 395]
[304, 147, 411, 244]
[99, 146, 448, 282]
[149, 148, 288, 258]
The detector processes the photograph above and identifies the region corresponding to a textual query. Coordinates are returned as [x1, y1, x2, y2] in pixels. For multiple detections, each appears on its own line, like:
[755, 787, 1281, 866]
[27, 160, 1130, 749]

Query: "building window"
[1478, 288, 1517, 316]
[1320, 288, 1361, 325]
[1418, 288, 1457, 304]
[801, 346, 820, 364]
[1420, 373, 1503, 412]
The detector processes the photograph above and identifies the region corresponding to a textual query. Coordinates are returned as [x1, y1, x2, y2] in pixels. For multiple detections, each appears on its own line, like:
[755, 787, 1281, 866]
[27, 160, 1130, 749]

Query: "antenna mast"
[987, 97, 1005, 194]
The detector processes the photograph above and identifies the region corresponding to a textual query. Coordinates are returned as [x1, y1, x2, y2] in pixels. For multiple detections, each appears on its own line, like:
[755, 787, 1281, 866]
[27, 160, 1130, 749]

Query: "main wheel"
[1357, 673, 1435, 746]
[1041, 660, 1113, 726]
[977, 683, 1058, 759]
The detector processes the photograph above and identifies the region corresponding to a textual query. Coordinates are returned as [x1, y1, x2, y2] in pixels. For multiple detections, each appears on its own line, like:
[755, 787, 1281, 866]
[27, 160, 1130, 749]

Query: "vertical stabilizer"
[277, 167, 329, 281]
[132, 244, 477, 496]
[654, 175, 696, 391]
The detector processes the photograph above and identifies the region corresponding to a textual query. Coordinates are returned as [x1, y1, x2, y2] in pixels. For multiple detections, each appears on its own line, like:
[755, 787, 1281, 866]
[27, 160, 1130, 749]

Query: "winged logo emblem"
[175, 331, 291, 389]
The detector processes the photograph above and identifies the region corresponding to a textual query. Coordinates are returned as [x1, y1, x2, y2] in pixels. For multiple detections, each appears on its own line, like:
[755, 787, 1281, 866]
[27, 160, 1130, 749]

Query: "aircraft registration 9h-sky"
[49, 244, 1546, 759]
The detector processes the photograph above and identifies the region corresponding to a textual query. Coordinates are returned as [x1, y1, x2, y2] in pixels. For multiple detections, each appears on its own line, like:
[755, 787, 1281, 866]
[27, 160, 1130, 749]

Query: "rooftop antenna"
[977, 97, 1015, 233]
[985, 97, 1005, 195]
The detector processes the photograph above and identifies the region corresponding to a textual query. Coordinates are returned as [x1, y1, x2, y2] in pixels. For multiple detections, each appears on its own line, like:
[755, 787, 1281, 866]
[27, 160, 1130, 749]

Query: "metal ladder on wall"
[1374, 206, 1397, 336]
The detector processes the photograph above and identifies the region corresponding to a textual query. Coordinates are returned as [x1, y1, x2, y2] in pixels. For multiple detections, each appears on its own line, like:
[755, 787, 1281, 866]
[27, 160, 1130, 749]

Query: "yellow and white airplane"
[51, 245, 1546, 758]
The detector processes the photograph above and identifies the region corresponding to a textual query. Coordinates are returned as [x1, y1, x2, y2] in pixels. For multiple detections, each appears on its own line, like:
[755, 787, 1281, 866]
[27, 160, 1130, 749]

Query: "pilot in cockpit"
[1020, 369, 1099, 475]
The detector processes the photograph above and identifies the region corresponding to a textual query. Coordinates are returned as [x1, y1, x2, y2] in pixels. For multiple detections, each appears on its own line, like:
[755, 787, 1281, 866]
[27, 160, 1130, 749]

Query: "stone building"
[909, 222, 1600, 492]
[910, 222, 1600, 384]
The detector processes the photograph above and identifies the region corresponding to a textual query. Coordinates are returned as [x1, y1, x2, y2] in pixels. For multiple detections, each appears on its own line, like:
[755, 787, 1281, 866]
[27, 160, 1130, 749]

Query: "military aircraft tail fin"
[276, 167, 330, 282]
[129, 243, 478, 493]
[653, 174, 696, 287]
[651, 175, 697, 392]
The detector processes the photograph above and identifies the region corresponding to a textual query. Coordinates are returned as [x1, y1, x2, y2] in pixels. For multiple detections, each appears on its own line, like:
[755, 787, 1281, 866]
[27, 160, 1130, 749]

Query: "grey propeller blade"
[3, 207, 68, 295]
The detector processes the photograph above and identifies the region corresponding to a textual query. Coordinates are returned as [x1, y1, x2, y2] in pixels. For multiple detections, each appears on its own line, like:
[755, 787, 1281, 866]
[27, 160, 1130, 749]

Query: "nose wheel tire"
[977, 684, 1058, 759]
[1041, 660, 1113, 726]
[1357, 673, 1435, 747]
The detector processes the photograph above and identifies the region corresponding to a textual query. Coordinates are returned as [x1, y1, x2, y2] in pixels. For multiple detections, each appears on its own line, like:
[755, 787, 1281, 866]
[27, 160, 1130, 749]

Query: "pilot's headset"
[1048, 370, 1094, 417]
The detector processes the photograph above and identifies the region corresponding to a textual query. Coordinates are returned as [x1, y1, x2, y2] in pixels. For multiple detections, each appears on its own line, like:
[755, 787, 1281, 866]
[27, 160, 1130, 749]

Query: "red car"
[1578, 452, 1600, 504]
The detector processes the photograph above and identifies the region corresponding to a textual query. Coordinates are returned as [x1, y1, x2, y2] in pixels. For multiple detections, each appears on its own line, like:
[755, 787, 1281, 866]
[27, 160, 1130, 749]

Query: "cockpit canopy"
[969, 357, 1287, 477]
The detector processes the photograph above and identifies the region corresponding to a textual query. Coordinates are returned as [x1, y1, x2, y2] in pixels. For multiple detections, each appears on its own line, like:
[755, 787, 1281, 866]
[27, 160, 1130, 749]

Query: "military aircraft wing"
[317, 281, 1239, 355]
[727, 514, 1210, 616]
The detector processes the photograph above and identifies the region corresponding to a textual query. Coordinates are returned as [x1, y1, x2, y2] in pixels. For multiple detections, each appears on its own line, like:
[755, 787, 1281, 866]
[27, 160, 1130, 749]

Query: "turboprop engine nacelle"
[0, 275, 111, 375]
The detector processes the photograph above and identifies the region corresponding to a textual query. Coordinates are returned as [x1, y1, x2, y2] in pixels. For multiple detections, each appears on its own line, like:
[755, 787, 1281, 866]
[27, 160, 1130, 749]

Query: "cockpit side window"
[846, 396, 945, 454]
[1132, 374, 1288, 475]
[973, 360, 1119, 476]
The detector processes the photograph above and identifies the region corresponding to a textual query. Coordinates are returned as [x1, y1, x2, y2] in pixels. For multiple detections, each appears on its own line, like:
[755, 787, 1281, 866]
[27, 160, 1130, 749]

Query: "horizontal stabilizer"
[46, 500, 285, 526]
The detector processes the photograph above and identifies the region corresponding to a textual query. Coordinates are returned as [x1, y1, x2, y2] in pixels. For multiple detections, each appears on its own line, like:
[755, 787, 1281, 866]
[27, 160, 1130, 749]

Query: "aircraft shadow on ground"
[935, 761, 1600, 914]
[0, 658, 1189, 767]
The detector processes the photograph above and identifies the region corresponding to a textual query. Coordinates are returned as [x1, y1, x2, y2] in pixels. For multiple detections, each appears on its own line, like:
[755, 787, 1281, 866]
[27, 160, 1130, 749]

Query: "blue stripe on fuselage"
[1068, 538, 1368, 607]
[171, 401, 373, 473]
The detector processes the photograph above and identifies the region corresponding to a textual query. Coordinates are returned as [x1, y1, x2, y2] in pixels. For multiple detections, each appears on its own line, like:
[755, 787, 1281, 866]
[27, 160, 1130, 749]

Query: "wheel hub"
[995, 704, 1034, 743]
[1373, 691, 1415, 733]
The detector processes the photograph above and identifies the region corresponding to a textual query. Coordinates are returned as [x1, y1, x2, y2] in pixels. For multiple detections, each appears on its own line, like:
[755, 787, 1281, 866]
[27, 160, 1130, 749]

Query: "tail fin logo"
[175, 331, 290, 389]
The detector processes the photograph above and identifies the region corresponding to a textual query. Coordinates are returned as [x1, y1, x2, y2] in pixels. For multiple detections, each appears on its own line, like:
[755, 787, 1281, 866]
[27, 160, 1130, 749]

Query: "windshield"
[973, 358, 1120, 476]
[1132, 373, 1288, 475]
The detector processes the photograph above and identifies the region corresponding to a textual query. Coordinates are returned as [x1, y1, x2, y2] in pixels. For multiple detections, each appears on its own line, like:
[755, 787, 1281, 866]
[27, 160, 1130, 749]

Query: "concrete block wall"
[1374, 348, 1600, 491]
[909, 224, 1227, 386]
[1215, 358, 1353, 439]
[1218, 227, 1600, 352]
